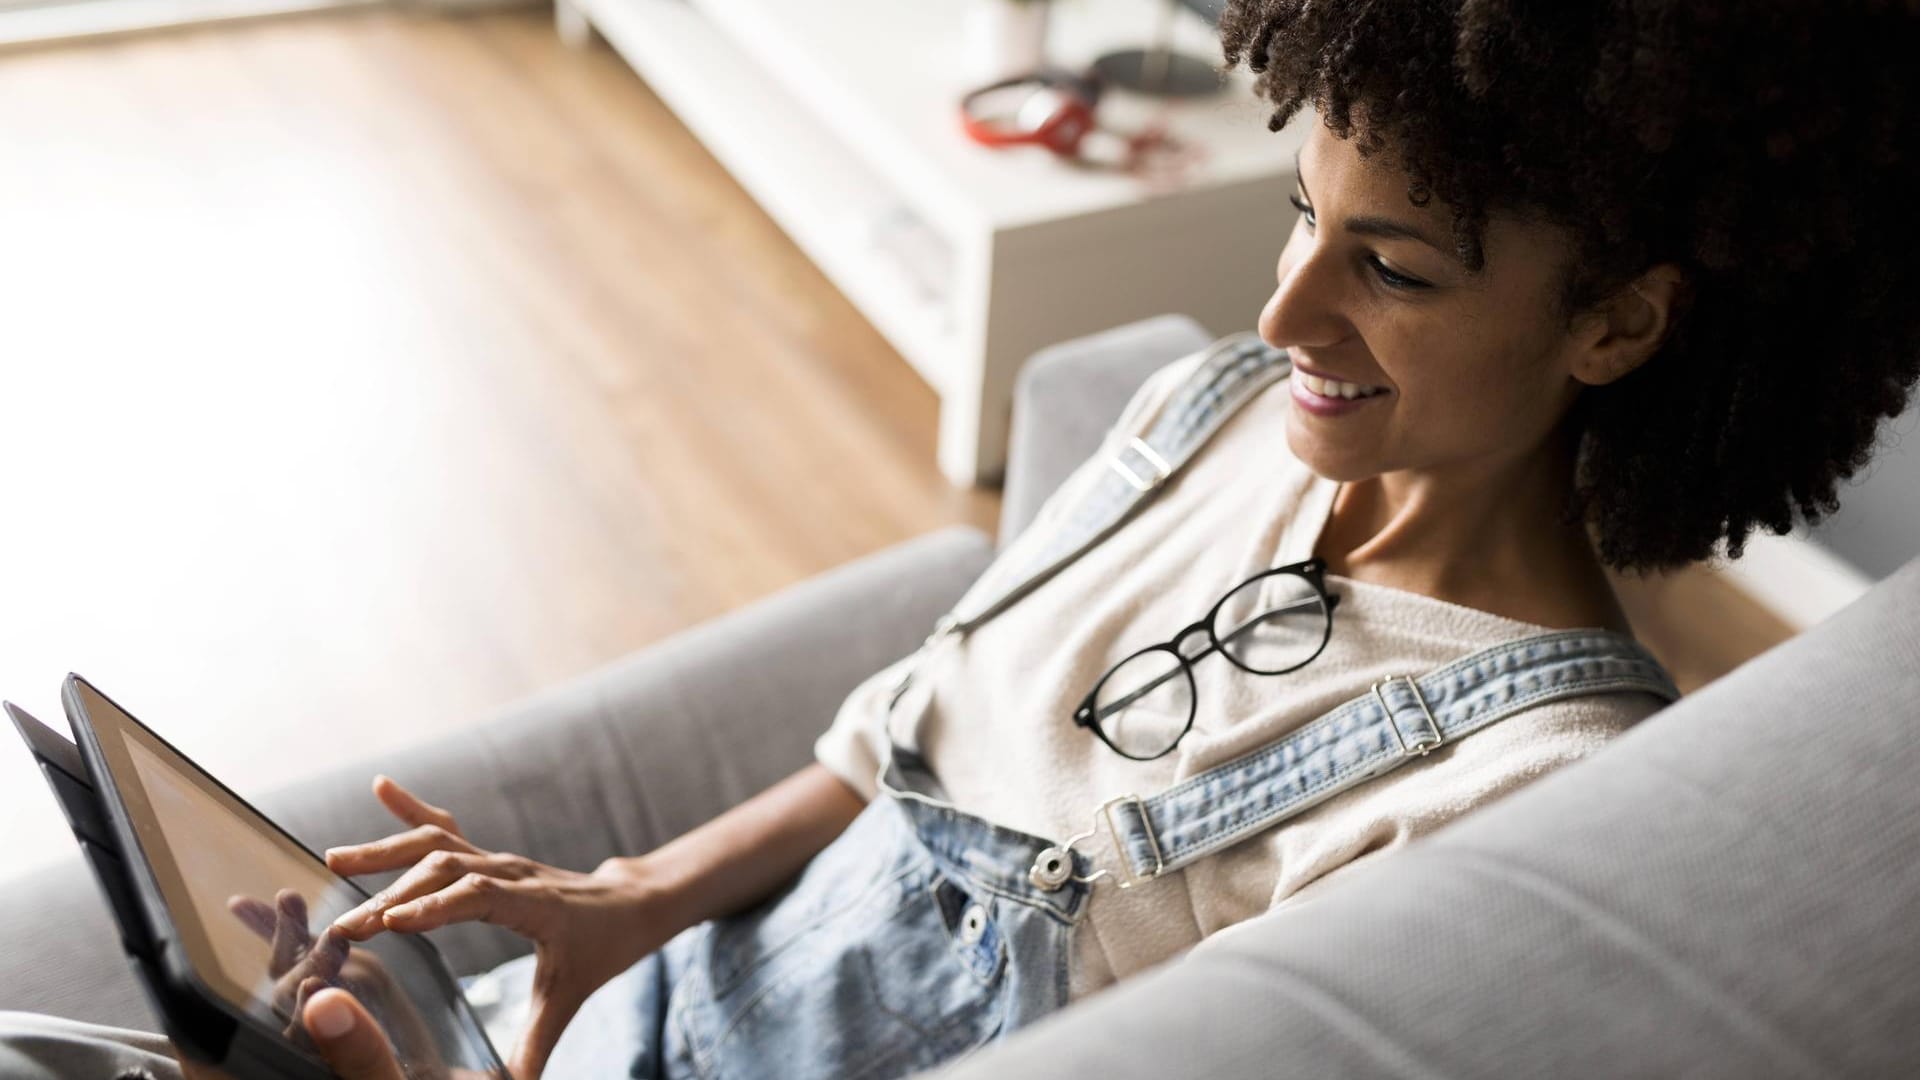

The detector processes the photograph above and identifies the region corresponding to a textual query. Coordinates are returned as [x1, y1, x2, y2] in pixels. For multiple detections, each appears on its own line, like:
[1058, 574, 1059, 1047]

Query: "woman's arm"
[320, 765, 870, 1077]
[605, 761, 870, 931]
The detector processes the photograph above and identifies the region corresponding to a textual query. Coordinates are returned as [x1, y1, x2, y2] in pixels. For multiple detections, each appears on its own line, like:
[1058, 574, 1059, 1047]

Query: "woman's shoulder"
[1332, 587, 1675, 751]
[1012, 345, 1222, 529]
[1444, 673, 1669, 775]
[1109, 342, 1218, 435]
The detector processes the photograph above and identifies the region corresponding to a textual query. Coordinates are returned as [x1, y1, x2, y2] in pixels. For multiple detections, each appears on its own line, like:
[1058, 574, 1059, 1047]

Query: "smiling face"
[1259, 122, 1590, 486]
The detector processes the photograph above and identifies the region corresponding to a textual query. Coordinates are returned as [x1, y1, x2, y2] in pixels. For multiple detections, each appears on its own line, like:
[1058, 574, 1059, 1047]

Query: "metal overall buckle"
[1028, 794, 1164, 892]
[1370, 673, 1443, 757]
[1108, 436, 1171, 493]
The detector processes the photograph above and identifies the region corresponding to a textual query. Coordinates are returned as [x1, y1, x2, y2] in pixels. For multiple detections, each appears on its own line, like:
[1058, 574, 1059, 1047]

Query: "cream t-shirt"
[812, 346, 1670, 1003]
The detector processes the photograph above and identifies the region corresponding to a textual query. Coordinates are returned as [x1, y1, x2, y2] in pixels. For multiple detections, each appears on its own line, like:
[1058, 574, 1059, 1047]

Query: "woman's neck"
[1312, 427, 1632, 633]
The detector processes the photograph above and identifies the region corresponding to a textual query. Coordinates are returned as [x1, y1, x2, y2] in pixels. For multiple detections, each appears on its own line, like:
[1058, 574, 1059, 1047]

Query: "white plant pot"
[963, 0, 1052, 84]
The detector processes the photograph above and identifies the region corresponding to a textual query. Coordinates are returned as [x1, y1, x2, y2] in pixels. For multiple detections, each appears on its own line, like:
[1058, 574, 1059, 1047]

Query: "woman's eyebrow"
[1294, 147, 1462, 266]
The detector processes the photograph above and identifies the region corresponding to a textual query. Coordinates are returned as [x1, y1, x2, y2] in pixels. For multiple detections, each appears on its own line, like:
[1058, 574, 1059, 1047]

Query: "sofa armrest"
[998, 314, 1213, 550]
[0, 525, 995, 1030]
[921, 552, 1920, 1079]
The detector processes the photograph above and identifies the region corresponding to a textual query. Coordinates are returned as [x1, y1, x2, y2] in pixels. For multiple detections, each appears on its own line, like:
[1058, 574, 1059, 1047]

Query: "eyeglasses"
[1072, 557, 1341, 761]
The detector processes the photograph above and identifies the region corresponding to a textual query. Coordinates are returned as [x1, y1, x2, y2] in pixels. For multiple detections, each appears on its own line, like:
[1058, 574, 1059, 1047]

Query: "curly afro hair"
[1218, 0, 1920, 574]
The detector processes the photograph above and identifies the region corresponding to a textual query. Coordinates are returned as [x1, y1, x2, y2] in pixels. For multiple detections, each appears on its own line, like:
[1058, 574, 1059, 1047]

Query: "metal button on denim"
[959, 904, 987, 945]
[1029, 845, 1072, 890]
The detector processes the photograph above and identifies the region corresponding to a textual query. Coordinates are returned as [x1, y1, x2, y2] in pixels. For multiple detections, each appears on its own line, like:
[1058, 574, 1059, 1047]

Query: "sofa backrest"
[998, 314, 1212, 550]
[926, 551, 1920, 1078]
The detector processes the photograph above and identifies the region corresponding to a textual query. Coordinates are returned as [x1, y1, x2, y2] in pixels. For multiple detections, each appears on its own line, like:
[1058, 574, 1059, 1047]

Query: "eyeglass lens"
[1212, 571, 1329, 674]
[1090, 570, 1330, 759]
[1092, 647, 1193, 759]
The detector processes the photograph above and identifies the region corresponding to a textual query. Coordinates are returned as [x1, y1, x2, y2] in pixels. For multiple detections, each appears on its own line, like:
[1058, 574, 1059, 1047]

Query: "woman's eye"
[1366, 256, 1427, 290]
[1287, 193, 1429, 291]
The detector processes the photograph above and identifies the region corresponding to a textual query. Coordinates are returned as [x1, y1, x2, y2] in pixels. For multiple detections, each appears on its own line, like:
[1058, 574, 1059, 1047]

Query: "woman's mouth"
[1291, 371, 1390, 416]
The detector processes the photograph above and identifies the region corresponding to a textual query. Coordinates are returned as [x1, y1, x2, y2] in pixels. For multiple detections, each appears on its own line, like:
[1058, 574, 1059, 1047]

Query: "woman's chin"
[1285, 420, 1377, 483]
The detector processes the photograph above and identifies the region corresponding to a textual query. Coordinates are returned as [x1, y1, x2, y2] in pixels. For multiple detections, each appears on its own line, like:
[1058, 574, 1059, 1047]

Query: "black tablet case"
[7, 697, 502, 1079]
[9, 698, 343, 1073]
[6, 702, 161, 963]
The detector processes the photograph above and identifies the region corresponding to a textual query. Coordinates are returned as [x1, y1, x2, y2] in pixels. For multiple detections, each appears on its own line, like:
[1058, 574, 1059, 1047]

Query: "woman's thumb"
[303, 988, 407, 1080]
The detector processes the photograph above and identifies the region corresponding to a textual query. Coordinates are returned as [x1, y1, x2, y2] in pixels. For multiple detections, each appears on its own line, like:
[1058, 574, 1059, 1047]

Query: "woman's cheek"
[1416, 369, 1526, 453]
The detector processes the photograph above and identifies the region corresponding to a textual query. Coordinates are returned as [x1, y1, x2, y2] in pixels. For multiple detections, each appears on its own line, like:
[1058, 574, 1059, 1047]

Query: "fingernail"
[309, 992, 355, 1039]
[386, 902, 417, 921]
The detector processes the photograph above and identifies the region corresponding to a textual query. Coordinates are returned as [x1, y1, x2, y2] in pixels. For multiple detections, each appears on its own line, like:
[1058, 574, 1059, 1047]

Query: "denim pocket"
[670, 816, 1011, 1080]
[865, 867, 1008, 1033]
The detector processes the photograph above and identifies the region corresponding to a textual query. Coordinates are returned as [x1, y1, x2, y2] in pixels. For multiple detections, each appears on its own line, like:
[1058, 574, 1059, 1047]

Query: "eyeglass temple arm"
[1213, 593, 1332, 645]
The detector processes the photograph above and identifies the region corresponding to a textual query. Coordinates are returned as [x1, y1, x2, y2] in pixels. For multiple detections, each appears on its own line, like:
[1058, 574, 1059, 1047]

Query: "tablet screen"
[74, 679, 506, 1077]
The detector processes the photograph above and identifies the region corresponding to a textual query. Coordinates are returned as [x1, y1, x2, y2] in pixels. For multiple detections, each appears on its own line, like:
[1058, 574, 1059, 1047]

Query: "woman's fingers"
[284, 974, 329, 1048]
[332, 849, 501, 941]
[372, 775, 461, 836]
[269, 889, 312, 975]
[381, 871, 537, 937]
[226, 894, 278, 941]
[326, 822, 480, 878]
[307, 924, 353, 982]
[301, 988, 408, 1080]
[268, 923, 352, 1017]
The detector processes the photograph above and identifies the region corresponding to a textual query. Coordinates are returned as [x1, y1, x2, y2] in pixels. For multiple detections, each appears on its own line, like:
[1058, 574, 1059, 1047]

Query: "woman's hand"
[177, 987, 491, 1080]
[226, 888, 350, 1045]
[225, 889, 443, 1069]
[324, 775, 687, 1080]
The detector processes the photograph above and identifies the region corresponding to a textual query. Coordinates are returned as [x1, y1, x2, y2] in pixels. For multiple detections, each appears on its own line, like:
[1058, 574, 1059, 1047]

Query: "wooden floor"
[0, 5, 1791, 883]
[0, 4, 996, 880]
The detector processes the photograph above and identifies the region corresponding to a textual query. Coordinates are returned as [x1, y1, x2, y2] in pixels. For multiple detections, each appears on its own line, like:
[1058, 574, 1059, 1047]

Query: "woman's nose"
[1259, 245, 1346, 352]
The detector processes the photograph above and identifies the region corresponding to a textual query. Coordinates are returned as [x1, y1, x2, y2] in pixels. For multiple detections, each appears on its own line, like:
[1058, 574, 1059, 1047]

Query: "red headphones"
[958, 67, 1108, 157]
[957, 66, 1206, 183]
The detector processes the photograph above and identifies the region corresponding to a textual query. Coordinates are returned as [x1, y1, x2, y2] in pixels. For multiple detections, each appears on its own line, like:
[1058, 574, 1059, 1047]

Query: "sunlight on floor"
[0, 1, 997, 886]
[0, 96, 578, 880]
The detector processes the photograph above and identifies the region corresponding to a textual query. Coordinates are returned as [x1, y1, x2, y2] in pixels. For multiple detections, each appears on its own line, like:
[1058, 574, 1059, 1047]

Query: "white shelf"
[582, 0, 962, 395]
[563, 0, 1305, 484]
[694, 0, 1290, 230]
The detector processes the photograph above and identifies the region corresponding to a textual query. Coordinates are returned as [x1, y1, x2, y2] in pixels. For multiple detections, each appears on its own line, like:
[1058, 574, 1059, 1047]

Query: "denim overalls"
[470, 333, 1682, 1079]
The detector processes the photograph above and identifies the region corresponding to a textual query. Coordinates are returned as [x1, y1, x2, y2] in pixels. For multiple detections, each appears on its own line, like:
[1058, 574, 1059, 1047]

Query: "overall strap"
[886, 330, 1291, 713]
[1045, 628, 1682, 893]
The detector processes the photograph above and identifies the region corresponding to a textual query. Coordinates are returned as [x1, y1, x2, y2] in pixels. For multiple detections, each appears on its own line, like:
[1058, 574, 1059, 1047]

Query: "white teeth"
[1299, 372, 1380, 400]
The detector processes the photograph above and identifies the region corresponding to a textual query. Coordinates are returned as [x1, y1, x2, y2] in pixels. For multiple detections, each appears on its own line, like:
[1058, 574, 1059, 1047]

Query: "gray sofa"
[5, 314, 1917, 1077]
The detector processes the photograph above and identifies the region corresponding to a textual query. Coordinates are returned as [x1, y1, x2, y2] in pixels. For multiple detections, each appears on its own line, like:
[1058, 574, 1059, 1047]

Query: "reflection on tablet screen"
[80, 680, 503, 1077]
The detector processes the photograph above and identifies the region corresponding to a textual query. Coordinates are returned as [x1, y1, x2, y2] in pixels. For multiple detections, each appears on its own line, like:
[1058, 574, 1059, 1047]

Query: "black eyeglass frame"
[1071, 556, 1342, 762]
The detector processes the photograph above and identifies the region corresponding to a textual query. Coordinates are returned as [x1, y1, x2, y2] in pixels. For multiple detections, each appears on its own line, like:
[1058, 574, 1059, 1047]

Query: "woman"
[5, 1, 1917, 1078]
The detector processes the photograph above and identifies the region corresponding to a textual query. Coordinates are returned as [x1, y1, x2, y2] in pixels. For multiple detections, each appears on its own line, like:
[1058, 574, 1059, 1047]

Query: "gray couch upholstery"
[0, 525, 1000, 1031]
[0, 312, 1199, 1032]
[7, 312, 1917, 1077]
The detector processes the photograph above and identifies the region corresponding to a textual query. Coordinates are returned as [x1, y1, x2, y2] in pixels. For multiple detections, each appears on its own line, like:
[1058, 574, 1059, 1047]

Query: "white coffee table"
[556, 0, 1308, 486]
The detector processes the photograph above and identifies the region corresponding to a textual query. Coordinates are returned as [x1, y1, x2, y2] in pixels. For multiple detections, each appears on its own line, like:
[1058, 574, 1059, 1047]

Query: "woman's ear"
[1570, 262, 1690, 387]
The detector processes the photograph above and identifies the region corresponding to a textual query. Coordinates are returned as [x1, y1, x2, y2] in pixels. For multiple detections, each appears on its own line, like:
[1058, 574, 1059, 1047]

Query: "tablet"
[26, 674, 509, 1078]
